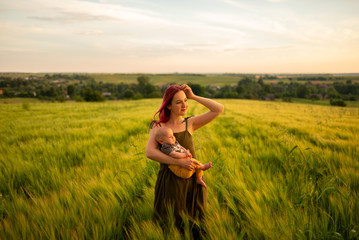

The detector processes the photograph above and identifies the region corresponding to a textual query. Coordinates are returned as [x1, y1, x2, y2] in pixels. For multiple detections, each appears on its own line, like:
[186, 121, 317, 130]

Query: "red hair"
[152, 85, 183, 127]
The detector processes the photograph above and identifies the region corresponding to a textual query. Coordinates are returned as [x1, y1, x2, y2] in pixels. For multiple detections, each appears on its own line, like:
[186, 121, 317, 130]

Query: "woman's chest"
[163, 123, 186, 133]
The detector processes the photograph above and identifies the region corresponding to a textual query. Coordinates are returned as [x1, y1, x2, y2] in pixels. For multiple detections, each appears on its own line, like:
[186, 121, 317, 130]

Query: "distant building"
[52, 79, 66, 83]
[264, 95, 275, 101]
[102, 92, 112, 97]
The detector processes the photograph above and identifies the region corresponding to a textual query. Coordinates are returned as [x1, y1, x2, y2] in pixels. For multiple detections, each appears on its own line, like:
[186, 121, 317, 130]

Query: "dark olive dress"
[153, 118, 207, 229]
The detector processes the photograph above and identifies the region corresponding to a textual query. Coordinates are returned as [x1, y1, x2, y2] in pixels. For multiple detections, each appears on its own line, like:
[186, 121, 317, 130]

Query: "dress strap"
[184, 117, 191, 131]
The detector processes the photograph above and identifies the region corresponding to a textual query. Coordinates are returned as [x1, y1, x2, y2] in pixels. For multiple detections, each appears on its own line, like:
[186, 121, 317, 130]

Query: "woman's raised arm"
[145, 127, 199, 170]
[181, 84, 224, 132]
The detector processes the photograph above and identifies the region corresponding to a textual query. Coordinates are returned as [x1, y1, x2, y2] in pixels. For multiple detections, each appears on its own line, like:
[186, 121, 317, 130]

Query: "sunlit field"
[1, 99, 358, 239]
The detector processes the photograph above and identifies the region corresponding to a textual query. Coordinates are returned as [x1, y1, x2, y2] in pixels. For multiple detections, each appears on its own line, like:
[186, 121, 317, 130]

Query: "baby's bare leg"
[196, 176, 207, 188]
[199, 162, 212, 171]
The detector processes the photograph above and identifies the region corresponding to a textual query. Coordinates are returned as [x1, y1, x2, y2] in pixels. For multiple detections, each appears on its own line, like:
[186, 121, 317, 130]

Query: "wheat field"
[0, 99, 358, 239]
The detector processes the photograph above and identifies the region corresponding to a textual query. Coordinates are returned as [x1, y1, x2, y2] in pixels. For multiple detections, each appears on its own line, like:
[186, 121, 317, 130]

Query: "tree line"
[0, 74, 358, 106]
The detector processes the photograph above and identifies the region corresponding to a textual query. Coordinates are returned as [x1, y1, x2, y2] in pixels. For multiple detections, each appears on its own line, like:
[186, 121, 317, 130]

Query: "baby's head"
[155, 127, 176, 145]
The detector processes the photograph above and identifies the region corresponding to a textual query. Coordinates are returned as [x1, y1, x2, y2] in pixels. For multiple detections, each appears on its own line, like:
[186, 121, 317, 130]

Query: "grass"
[0, 99, 358, 239]
[0, 98, 43, 104]
[287, 98, 359, 108]
[89, 73, 242, 86]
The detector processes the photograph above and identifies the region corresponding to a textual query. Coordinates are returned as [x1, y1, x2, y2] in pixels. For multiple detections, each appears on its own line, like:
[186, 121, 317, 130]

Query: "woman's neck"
[167, 115, 183, 125]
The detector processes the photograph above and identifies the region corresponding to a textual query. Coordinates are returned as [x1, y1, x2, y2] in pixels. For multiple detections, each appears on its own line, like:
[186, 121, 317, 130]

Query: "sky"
[1, 0, 359, 73]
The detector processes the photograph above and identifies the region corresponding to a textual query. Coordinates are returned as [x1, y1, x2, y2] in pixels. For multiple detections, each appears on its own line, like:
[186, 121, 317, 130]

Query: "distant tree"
[333, 82, 358, 95]
[311, 94, 320, 101]
[74, 96, 84, 102]
[48, 87, 57, 97]
[296, 84, 309, 98]
[147, 91, 162, 98]
[263, 84, 273, 93]
[327, 87, 340, 98]
[330, 98, 346, 107]
[133, 93, 143, 100]
[57, 96, 66, 102]
[4, 89, 15, 97]
[83, 87, 105, 102]
[67, 85, 75, 97]
[235, 85, 244, 95]
[83, 87, 93, 101]
[258, 78, 264, 87]
[137, 75, 148, 95]
[238, 77, 255, 85]
[136, 75, 160, 97]
[137, 75, 150, 86]
[282, 96, 292, 102]
[93, 91, 105, 101]
[143, 84, 157, 97]
[124, 89, 135, 99]
[187, 83, 204, 96]
[225, 91, 239, 98]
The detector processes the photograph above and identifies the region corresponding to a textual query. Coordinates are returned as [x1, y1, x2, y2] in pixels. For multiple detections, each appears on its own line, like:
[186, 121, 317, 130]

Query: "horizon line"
[1, 71, 359, 75]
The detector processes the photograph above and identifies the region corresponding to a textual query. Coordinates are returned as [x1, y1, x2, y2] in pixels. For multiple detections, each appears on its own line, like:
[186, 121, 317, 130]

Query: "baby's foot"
[196, 177, 207, 188]
[200, 162, 212, 171]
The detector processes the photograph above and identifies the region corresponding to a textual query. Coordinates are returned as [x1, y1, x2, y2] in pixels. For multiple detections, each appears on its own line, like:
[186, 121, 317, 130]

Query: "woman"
[145, 84, 224, 236]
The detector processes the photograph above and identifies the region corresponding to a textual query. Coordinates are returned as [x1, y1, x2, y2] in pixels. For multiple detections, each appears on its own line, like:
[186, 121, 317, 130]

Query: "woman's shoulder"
[148, 121, 162, 139]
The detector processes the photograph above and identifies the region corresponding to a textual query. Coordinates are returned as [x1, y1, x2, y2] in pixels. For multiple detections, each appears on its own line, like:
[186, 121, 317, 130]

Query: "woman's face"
[167, 91, 188, 116]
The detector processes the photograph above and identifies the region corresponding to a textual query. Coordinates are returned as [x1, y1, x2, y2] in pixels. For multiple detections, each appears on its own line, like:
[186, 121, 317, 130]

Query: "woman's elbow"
[145, 148, 155, 160]
[219, 104, 224, 113]
[216, 104, 224, 115]
[145, 149, 151, 159]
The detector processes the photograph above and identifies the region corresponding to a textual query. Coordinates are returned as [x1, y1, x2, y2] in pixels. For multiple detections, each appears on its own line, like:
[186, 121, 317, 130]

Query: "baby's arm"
[169, 151, 188, 159]
[180, 146, 192, 159]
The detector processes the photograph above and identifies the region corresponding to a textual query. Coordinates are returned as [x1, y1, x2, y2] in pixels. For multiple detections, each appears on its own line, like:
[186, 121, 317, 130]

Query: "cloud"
[5, 0, 164, 24]
[266, 0, 287, 2]
[72, 30, 105, 35]
[216, 0, 254, 11]
[0, 47, 35, 53]
[28, 11, 122, 23]
[196, 12, 287, 35]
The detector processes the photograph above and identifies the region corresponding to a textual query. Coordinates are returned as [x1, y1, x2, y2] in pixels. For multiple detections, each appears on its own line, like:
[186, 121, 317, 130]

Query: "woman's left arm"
[182, 84, 224, 131]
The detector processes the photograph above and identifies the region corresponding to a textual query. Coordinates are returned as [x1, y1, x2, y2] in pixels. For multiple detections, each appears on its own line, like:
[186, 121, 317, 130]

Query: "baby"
[155, 126, 212, 188]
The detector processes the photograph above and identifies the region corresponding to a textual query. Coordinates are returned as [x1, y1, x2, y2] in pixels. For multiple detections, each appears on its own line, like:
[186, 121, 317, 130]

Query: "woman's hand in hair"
[181, 84, 195, 99]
